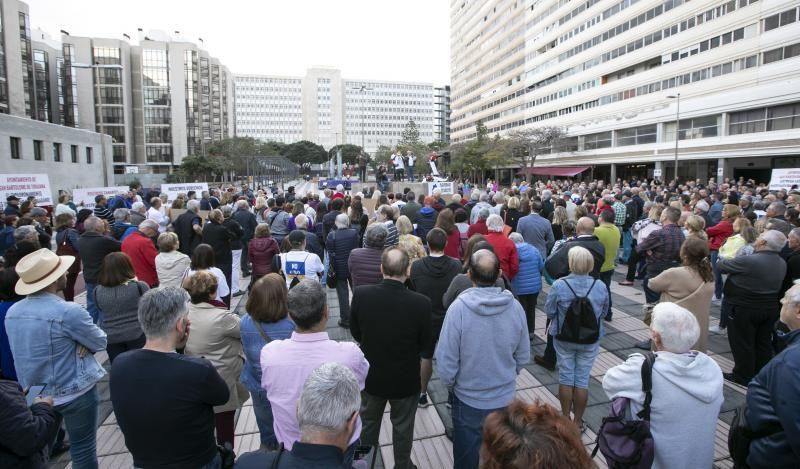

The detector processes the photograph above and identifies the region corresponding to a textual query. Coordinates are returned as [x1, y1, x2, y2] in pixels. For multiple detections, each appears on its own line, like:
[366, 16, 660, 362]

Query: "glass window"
[33, 140, 42, 160]
[583, 131, 612, 150]
[763, 47, 783, 64]
[70, 145, 78, 163]
[9, 137, 20, 159]
[729, 108, 766, 134]
[112, 145, 126, 163]
[85, 147, 92, 164]
[616, 124, 657, 146]
[764, 13, 780, 31]
[780, 9, 797, 26]
[767, 102, 800, 131]
[785, 44, 800, 59]
[52, 142, 61, 161]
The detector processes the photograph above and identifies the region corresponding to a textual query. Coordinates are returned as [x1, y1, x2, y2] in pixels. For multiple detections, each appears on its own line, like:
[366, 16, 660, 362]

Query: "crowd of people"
[0, 174, 798, 469]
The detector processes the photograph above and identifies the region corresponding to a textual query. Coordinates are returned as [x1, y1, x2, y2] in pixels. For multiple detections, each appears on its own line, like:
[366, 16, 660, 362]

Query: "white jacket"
[603, 351, 723, 469]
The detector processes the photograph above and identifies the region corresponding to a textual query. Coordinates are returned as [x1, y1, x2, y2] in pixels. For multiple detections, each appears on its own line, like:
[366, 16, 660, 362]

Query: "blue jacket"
[5, 292, 107, 399]
[327, 228, 360, 278]
[516, 213, 555, 258]
[416, 207, 437, 242]
[746, 328, 800, 468]
[511, 242, 544, 295]
[239, 315, 294, 396]
[545, 274, 608, 338]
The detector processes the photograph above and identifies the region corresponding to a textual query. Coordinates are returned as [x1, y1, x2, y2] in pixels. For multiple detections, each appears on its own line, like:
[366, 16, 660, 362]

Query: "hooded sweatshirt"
[248, 237, 280, 277]
[435, 287, 531, 409]
[410, 255, 462, 321]
[416, 207, 437, 240]
[155, 251, 191, 289]
[602, 351, 724, 469]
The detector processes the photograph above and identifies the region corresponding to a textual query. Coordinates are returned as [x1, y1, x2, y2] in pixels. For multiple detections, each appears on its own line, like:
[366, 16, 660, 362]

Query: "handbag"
[592, 352, 656, 469]
[644, 278, 707, 325]
[56, 229, 82, 274]
[728, 403, 783, 467]
[326, 231, 337, 288]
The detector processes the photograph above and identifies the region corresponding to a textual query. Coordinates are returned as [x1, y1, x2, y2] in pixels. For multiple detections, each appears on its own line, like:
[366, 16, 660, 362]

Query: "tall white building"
[234, 68, 447, 154]
[451, 0, 800, 182]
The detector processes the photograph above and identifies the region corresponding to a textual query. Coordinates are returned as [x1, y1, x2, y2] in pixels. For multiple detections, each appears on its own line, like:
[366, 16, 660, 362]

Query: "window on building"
[85, 147, 93, 164]
[71, 145, 78, 163]
[33, 140, 42, 160]
[665, 115, 720, 140]
[583, 131, 612, 150]
[767, 102, 800, 131]
[729, 108, 767, 134]
[52, 142, 61, 161]
[616, 124, 657, 146]
[9, 137, 20, 159]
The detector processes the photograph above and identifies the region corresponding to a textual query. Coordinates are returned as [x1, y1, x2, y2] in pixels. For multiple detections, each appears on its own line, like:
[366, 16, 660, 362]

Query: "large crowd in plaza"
[0, 172, 798, 469]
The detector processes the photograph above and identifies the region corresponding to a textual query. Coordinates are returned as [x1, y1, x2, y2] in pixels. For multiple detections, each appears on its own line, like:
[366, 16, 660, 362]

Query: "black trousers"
[107, 334, 146, 364]
[626, 240, 641, 281]
[241, 241, 251, 274]
[728, 304, 778, 382]
[517, 293, 539, 334]
[598, 269, 613, 320]
[542, 319, 556, 365]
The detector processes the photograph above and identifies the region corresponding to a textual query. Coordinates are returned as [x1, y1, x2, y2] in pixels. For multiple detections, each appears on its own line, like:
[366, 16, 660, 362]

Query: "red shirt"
[467, 219, 489, 238]
[485, 232, 520, 279]
[443, 228, 462, 259]
[706, 219, 733, 251]
[121, 230, 159, 287]
[331, 192, 345, 200]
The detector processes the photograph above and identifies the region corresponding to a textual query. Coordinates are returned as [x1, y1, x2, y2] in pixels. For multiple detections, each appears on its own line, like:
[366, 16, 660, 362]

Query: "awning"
[517, 166, 590, 177]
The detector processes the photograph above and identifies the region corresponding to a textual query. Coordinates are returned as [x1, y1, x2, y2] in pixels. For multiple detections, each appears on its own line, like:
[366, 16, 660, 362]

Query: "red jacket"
[706, 219, 733, 251]
[467, 219, 489, 238]
[248, 237, 280, 277]
[444, 228, 461, 259]
[121, 230, 158, 287]
[485, 232, 520, 279]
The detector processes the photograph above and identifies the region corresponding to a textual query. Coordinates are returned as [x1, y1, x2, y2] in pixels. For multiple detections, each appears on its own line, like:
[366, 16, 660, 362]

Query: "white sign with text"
[161, 183, 209, 202]
[0, 174, 53, 210]
[769, 168, 800, 191]
[427, 181, 454, 196]
[73, 186, 129, 209]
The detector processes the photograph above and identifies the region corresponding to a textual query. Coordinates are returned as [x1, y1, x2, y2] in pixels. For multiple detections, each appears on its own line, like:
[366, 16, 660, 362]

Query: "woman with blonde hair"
[397, 215, 426, 262]
[684, 214, 708, 241]
[551, 206, 569, 242]
[500, 196, 522, 232]
[254, 196, 267, 223]
[183, 270, 248, 448]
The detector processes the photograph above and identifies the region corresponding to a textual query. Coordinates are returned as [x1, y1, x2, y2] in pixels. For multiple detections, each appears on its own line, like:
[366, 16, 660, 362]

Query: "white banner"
[161, 183, 209, 203]
[0, 174, 53, 210]
[430, 161, 440, 177]
[73, 186, 129, 209]
[769, 168, 800, 191]
[427, 181, 454, 196]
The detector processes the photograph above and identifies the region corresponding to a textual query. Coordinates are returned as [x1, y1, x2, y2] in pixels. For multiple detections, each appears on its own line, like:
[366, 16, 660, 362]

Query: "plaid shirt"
[635, 223, 684, 264]
[613, 201, 626, 226]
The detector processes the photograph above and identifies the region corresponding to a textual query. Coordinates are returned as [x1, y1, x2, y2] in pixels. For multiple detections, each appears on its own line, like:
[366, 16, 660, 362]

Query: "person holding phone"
[0, 379, 61, 468]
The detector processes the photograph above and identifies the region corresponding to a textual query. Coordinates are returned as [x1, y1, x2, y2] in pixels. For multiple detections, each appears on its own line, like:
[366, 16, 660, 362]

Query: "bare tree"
[505, 126, 564, 182]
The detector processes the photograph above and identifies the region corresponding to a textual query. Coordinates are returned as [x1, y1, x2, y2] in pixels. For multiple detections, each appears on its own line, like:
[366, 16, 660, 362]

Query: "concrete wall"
[0, 113, 113, 197]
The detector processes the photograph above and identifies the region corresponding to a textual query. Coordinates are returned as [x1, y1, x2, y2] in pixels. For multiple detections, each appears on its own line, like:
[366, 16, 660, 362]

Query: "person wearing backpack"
[544, 246, 608, 432]
[602, 303, 723, 469]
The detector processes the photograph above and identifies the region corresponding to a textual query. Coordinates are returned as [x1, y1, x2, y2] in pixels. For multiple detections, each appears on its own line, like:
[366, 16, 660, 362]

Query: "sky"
[25, 0, 451, 84]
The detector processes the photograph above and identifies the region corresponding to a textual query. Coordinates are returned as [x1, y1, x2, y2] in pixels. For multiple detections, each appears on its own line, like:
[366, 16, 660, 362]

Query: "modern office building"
[63, 32, 235, 177]
[234, 68, 444, 154]
[434, 85, 451, 143]
[451, 0, 800, 182]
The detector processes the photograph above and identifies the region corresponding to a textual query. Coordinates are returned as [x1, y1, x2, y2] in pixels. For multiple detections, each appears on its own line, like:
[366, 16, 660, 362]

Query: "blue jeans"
[84, 282, 102, 326]
[621, 229, 633, 262]
[553, 340, 600, 388]
[406, 166, 414, 181]
[55, 386, 99, 469]
[710, 250, 723, 299]
[250, 389, 278, 448]
[452, 394, 504, 469]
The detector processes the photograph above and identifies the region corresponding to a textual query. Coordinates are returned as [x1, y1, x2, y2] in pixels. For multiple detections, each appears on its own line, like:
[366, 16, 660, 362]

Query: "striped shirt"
[93, 205, 114, 223]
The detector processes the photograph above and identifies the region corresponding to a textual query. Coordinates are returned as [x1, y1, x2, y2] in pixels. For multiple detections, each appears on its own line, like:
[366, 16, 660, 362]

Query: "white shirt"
[280, 250, 324, 289]
[407, 154, 416, 166]
[187, 267, 229, 300]
[393, 154, 405, 169]
[147, 206, 167, 232]
[55, 203, 76, 217]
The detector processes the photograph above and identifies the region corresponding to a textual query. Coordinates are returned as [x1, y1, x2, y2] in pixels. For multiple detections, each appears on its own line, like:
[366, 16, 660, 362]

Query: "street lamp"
[351, 85, 373, 152]
[73, 63, 124, 186]
[667, 93, 681, 182]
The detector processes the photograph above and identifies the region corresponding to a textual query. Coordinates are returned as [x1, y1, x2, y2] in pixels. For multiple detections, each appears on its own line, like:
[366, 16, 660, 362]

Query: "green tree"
[179, 154, 229, 182]
[401, 120, 420, 146]
[327, 144, 364, 165]
[428, 141, 448, 151]
[475, 121, 488, 143]
[281, 140, 328, 165]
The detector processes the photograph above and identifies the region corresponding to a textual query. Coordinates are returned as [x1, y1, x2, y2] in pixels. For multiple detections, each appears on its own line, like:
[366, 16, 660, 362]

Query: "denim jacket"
[545, 274, 608, 338]
[239, 314, 294, 395]
[4, 292, 107, 398]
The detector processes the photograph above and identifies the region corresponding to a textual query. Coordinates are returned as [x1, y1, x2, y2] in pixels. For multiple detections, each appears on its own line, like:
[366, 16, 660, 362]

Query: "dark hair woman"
[55, 212, 81, 301]
[188, 243, 229, 305]
[201, 210, 236, 306]
[239, 274, 295, 449]
[434, 208, 461, 259]
[94, 252, 149, 362]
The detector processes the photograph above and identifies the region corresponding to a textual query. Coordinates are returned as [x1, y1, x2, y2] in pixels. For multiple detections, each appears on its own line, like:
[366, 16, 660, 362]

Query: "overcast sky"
[26, 0, 451, 84]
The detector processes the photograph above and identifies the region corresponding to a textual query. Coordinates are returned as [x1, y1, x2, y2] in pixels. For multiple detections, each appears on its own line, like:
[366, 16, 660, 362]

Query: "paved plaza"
[52, 264, 740, 469]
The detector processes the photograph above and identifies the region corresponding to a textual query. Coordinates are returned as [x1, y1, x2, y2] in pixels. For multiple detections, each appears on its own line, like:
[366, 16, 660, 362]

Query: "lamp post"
[351, 85, 373, 152]
[667, 93, 681, 183]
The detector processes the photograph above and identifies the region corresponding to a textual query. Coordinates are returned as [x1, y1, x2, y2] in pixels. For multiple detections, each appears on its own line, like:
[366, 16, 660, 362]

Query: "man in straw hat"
[5, 248, 107, 468]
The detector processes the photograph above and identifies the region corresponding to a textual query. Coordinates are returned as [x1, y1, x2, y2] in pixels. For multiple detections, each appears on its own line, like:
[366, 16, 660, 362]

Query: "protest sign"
[161, 183, 209, 202]
[0, 174, 53, 210]
[769, 168, 800, 191]
[73, 186, 129, 209]
[427, 181, 454, 196]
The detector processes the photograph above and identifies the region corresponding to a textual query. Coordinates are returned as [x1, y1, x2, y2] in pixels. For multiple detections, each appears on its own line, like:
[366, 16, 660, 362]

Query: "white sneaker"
[709, 325, 726, 334]
[711, 298, 722, 306]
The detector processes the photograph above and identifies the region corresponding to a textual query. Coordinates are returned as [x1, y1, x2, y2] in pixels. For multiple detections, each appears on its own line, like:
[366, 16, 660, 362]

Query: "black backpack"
[557, 279, 601, 344]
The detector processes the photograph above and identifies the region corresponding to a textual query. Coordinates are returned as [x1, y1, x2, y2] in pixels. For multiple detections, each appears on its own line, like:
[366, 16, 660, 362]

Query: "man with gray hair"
[718, 229, 788, 385]
[111, 207, 136, 241]
[173, 199, 203, 255]
[603, 303, 723, 469]
[436, 249, 530, 468]
[79, 216, 121, 323]
[261, 280, 368, 461]
[469, 192, 492, 224]
[29, 206, 52, 247]
[129, 201, 147, 226]
[121, 219, 160, 287]
[467, 207, 490, 238]
[110, 287, 230, 469]
[348, 223, 388, 288]
[237, 363, 362, 468]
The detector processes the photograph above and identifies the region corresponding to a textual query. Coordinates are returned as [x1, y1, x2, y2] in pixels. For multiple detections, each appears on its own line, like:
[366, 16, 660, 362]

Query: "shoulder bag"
[643, 276, 707, 325]
[326, 231, 337, 288]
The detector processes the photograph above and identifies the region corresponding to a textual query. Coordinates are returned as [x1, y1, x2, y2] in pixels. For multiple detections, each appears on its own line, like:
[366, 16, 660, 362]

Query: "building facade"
[434, 85, 451, 143]
[234, 68, 446, 154]
[451, 0, 800, 182]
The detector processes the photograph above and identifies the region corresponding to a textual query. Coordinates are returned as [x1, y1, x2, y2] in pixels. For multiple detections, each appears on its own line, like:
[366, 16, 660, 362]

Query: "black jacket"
[303, 230, 324, 261]
[79, 231, 122, 283]
[232, 209, 257, 242]
[235, 443, 345, 469]
[201, 221, 237, 266]
[718, 250, 786, 309]
[326, 228, 359, 278]
[222, 218, 244, 250]
[0, 380, 60, 469]
[410, 255, 462, 321]
[544, 235, 605, 279]
[401, 201, 422, 223]
[350, 280, 432, 398]
[173, 211, 202, 256]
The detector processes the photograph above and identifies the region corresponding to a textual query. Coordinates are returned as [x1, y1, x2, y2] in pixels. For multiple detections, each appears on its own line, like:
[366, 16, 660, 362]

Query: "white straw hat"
[15, 248, 75, 295]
